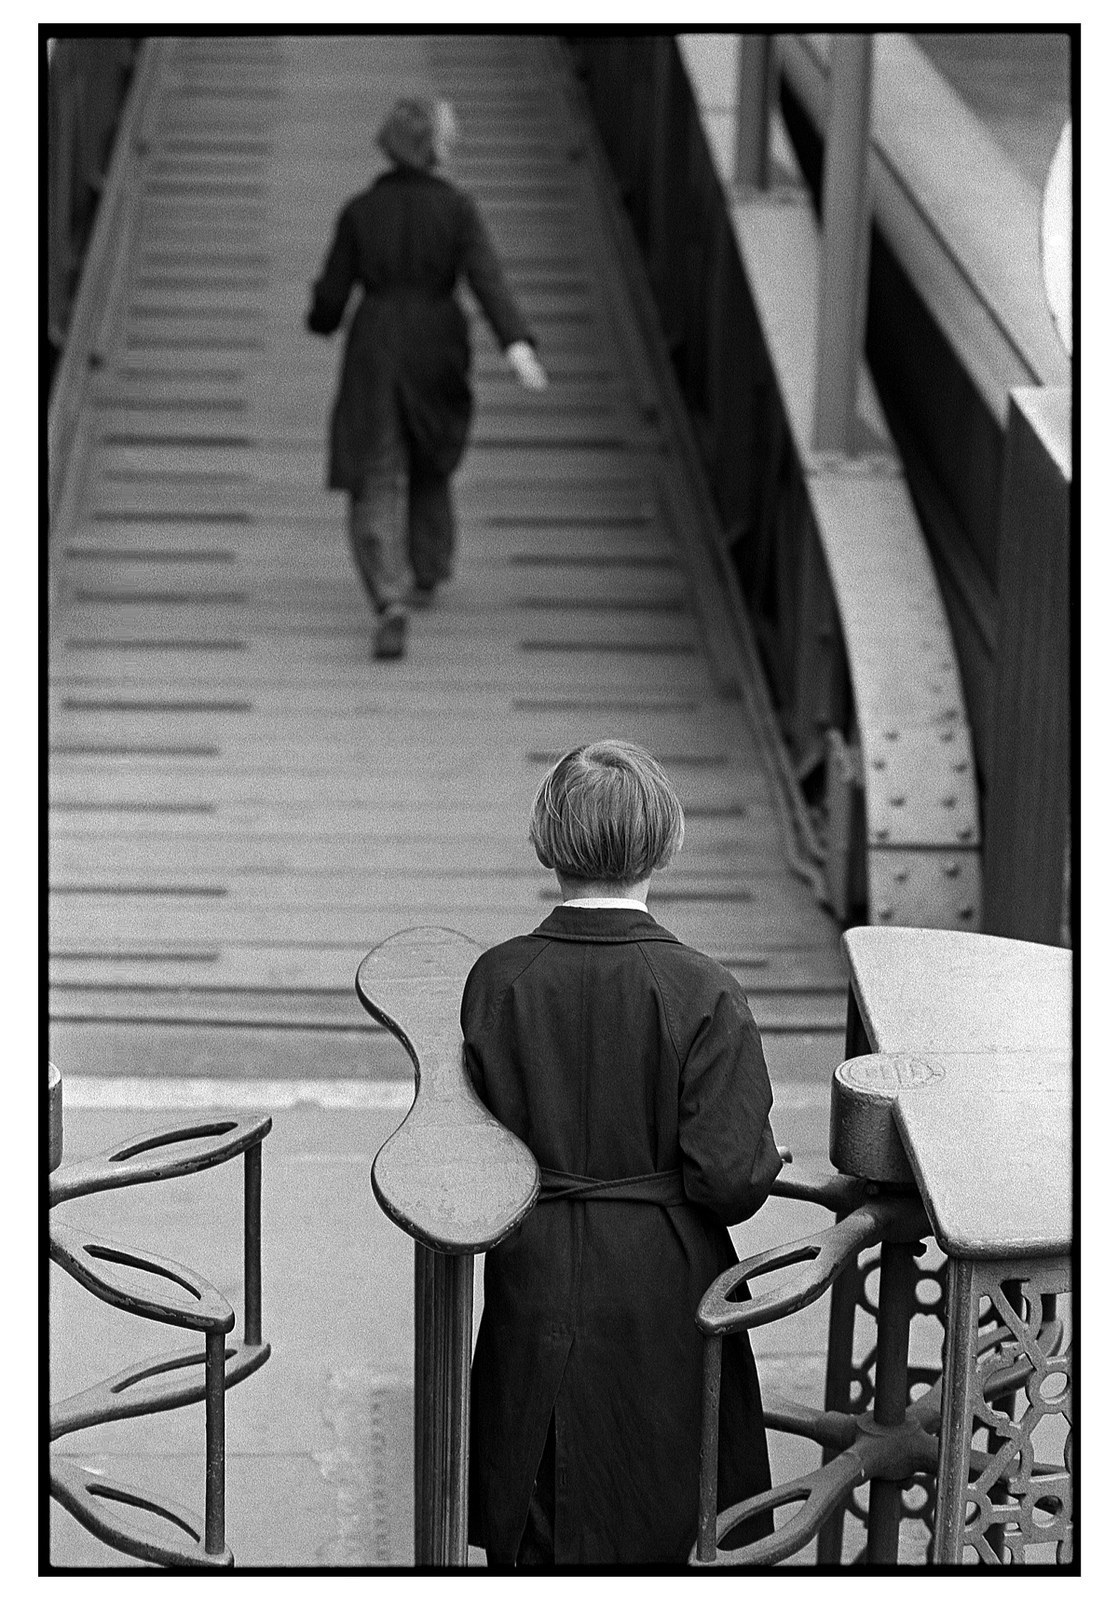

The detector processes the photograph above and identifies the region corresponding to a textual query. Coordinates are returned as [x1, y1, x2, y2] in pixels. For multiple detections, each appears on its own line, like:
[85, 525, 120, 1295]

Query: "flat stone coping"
[843, 924, 1071, 1054]
[894, 1049, 1071, 1258]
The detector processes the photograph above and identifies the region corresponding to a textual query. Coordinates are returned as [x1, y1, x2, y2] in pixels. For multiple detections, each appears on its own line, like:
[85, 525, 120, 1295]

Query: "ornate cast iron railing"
[48, 1063, 272, 1568]
[356, 929, 539, 1567]
[690, 927, 1072, 1567]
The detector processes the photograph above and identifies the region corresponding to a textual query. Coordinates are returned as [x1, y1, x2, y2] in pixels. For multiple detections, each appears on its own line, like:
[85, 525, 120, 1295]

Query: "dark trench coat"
[461, 906, 784, 1566]
[307, 166, 533, 493]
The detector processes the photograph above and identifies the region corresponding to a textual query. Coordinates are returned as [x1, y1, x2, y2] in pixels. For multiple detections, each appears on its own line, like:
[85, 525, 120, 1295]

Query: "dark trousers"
[408, 468, 456, 588]
[347, 409, 456, 610]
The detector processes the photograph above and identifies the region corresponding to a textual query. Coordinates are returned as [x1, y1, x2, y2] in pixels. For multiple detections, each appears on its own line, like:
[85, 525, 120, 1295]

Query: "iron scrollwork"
[49, 1105, 272, 1568]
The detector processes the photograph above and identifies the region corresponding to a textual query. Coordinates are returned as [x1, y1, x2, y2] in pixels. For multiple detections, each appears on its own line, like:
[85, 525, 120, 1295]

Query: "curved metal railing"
[48, 1064, 271, 1567]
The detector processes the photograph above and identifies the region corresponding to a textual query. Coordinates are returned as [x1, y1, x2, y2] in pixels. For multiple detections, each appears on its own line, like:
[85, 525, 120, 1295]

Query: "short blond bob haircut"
[529, 740, 685, 886]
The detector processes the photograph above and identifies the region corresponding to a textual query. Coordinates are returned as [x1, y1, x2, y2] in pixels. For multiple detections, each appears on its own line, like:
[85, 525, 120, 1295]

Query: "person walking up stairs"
[307, 95, 548, 659]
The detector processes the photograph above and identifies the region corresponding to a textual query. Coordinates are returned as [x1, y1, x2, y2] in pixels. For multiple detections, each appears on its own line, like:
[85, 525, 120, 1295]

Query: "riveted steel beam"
[676, 35, 982, 931]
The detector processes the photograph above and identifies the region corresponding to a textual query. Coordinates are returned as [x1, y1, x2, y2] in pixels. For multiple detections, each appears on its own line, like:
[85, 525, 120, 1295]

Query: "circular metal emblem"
[835, 1054, 945, 1100]
[829, 1053, 942, 1182]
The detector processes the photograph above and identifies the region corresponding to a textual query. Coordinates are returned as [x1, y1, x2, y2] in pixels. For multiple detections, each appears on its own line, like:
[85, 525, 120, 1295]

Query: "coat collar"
[530, 905, 680, 945]
[377, 165, 445, 188]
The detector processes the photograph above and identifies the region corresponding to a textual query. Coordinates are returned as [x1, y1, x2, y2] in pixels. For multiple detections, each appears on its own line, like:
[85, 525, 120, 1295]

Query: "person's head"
[376, 96, 457, 172]
[529, 740, 685, 894]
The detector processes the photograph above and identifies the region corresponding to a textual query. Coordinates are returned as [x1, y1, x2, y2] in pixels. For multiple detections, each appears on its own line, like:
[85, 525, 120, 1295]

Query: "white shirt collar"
[561, 897, 650, 912]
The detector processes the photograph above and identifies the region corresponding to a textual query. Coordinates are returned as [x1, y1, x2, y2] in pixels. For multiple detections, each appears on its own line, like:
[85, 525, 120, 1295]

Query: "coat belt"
[537, 1167, 687, 1206]
[365, 284, 447, 300]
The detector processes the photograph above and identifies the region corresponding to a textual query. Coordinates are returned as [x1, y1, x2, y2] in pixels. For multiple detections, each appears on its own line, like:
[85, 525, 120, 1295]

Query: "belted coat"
[307, 166, 533, 492]
[461, 906, 784, 1566]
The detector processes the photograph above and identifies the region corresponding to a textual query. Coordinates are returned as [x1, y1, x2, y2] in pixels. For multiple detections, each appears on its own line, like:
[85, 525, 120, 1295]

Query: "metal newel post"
[243, 1142, 262, 1347]
[414, 1243, 435, 1564]
[204, 1328, 227, 1558]
[815, 1256, 861, 1562]
[414, 1243, 474, 1566]
[695, 1332, 723, 1561]
[865, 1237, 916, 1563]
[49, 1063, 64, 1173]
[359, 930, 538, 1572]
[735, 35, 773, 188]
[812, 33, 874, 455]
[444, 1252, 473, 1564]
[931, 1257, 978, 1563]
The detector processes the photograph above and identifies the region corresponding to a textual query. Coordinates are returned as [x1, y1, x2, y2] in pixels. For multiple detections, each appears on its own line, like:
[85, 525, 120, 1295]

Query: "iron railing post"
[414, 1242, 432, 1563]
[444, 1253, 473, 1564]
[204, 1329, 226, 1558]
[243, 1141, 262, 1347]
[412, 1246, 476, 1566]
[864, 1238, 916, 1562]
[815, 1255, 861, 1561]
[358, 929, 538, 1571]
[695, 1332, 723, 1561]
[49, 1062, 64, 1173]
[931, 1258, 977, 1562]
[813, 33, 874, 454]
[735, 35, 773, 189]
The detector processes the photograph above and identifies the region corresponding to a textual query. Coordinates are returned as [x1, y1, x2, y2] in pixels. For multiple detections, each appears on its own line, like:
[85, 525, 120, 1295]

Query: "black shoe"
[373, 607, 408, 659]
[409, 582, 436, 610]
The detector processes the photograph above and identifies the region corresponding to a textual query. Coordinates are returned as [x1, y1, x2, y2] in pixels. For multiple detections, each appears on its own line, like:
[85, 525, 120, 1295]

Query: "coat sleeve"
[460, 193, 534, 351]
[307, 205, 360, 335]
[677, 982, 783, 1225]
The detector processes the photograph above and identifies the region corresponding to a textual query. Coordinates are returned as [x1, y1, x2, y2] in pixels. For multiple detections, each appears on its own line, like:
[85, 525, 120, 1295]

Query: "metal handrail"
[356, 929, 539, 1566]
[47, 38, 165, 542]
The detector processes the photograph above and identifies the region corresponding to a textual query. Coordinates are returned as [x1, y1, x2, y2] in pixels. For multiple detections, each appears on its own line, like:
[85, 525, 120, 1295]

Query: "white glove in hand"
[506, 340, 548, 391]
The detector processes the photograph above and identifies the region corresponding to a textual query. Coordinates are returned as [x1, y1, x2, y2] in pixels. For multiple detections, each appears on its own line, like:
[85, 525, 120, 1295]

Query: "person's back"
[463, 742, 783, 1566]
[334, 169, 474, 298]
[305, 96, 546, 658]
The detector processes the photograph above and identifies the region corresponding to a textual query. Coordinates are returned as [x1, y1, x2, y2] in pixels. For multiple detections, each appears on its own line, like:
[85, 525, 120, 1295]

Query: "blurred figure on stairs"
[307, 96, 548, 659]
